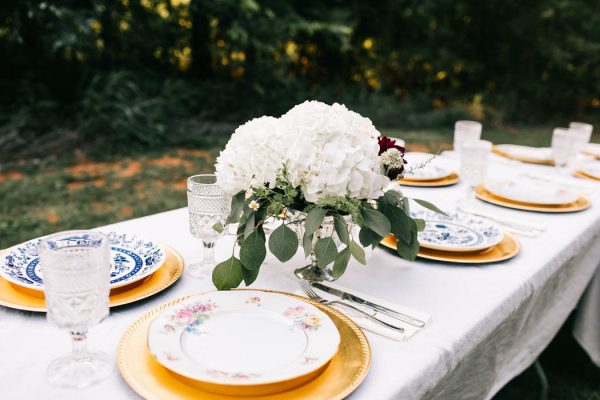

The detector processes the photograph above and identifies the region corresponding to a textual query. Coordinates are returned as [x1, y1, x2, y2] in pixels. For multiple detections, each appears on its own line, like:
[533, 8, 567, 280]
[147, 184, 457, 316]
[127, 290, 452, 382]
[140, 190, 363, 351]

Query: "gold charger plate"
[0, 244, 183, 312]
[397, 172, 460, 187]
[117, 290, 371, 400]
[474, 185, 591, 213]
[381, 232, 520, 264]
[492, 146, 554, 166]
[574, 169, 600, 181]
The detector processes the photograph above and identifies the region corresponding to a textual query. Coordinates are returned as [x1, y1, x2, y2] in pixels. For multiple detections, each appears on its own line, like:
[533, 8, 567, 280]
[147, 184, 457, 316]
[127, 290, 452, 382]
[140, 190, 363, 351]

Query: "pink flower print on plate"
[245, 296, 262, 306]
[168, 299, 217, 333]
[283, 305, 305, 317]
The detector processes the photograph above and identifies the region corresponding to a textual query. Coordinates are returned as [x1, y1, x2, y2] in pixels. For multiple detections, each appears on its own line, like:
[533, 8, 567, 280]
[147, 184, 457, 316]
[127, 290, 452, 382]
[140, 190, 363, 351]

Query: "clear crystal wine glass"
[552, 128, 577, 175]
[453, 120, 482, 153]
[40, 230, 113, 388]
[187, 174, 231, 278]
[460, 139, 492, 204]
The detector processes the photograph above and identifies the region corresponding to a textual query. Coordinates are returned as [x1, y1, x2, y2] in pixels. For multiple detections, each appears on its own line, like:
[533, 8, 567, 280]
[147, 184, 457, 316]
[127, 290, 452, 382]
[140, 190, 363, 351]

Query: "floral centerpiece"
[212, 101, 442, 290]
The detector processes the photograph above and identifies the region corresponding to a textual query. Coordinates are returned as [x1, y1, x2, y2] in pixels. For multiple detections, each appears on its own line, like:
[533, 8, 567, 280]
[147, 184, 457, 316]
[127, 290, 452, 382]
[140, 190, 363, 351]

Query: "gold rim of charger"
[381, 232, 520, 264]
[397, 172, 460, 187]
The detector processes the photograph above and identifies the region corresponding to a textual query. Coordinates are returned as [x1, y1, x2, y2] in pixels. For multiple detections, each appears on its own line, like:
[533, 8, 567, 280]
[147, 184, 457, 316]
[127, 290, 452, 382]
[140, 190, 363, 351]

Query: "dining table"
[1, 152, 599, 400]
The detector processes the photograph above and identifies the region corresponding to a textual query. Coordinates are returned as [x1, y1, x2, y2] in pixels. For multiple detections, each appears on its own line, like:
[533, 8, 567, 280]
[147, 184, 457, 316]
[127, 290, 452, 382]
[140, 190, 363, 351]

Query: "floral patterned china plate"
[147, 290, 340, 395]
[411, 210, 504, 252]
[484, 179, 581, 206]
[1, 232, 166, 291]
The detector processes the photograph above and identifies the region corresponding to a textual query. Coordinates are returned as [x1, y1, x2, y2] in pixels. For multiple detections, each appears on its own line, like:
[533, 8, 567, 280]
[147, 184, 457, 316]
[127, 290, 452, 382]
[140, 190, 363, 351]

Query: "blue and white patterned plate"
[411, 210, 504, 252]
[1, 232, 166, 291]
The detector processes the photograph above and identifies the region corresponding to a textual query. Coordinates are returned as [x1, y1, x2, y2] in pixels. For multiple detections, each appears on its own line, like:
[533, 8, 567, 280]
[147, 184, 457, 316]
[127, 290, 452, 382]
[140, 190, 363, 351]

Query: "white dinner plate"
[411, 210, 504, 252]
[1, 232, 165, 291]
[147, 290, 340, 386]
[495, 144, 552, 162]
[403, 152, 453, 181]
[484, 179, 581, 205]
[580, 161, 600, 180]
[583, 143, 600, 157]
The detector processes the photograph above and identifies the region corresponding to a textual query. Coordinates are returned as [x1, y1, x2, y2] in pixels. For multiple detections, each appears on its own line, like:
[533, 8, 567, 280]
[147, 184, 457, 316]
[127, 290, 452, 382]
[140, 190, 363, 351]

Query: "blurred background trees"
[0, 0, 599, 160]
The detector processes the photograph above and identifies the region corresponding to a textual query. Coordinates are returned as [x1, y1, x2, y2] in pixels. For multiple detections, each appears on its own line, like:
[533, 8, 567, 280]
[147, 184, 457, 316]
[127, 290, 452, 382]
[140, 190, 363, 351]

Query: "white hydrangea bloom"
[280, 101, 389, 202]
[215, 116, 286, 194]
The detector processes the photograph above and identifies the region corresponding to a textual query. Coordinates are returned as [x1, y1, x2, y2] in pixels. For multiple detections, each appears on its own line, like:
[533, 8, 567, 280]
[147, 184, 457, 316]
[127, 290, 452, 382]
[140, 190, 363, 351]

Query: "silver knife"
[311, 282, 426, 328]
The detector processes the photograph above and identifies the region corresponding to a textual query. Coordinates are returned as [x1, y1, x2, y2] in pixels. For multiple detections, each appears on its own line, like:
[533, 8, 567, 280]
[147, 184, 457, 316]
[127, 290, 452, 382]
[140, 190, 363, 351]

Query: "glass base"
[294, 264, 337, 282]
[186, 261, 214, 279]
[47, 350, 113, 388]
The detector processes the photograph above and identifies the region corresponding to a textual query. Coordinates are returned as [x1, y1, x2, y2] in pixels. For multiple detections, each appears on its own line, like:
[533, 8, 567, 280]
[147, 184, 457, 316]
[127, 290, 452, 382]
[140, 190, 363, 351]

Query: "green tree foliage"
[0, 0, 598, 157]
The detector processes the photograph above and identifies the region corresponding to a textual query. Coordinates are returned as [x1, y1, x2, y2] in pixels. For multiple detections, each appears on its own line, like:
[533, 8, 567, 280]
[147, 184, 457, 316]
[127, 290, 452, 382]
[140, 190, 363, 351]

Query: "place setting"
[397, 152, 460, 187]
[0, 231, 184, 312]
[380, 208, 520, 264]
[475, 178, 591, 213]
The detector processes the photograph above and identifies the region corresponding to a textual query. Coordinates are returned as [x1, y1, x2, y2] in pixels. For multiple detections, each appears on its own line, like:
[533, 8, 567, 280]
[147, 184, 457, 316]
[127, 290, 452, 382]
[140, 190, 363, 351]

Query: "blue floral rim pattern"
[1, 232, 165, 290]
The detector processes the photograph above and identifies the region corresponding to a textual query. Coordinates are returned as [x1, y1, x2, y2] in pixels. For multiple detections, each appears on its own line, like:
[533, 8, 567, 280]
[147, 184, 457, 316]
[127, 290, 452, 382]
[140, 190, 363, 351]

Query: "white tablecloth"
[1, 157, 599, 400]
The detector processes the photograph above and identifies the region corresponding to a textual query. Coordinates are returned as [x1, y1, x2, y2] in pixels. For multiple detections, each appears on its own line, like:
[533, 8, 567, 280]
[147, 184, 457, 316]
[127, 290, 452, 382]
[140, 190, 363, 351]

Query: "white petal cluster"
[215, 116, 286, 194]
[215, 101, 391, 202]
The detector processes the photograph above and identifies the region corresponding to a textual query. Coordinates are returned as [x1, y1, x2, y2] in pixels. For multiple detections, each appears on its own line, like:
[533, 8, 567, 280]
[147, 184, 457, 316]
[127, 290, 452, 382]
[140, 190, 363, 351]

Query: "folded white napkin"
[296, 282, 430, 341]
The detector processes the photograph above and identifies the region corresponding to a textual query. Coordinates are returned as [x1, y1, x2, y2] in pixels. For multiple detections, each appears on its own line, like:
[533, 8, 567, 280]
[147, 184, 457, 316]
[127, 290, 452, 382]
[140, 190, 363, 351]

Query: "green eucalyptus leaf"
[414, 218, 426, 232]
[302, 231, 313, 258]
[242, 266, 260, 286]
[359, 227, 382, 247]
[212, 222, 224, 233]
[304, 207, 327, 236]
[268, 224, 298, 262]
[349, 240, 366, 265]
[395, 227, 419, 261]
[381, 204, 411, 243]
[226, 191, 245, 225]
[360, 207, 391, 238]
[412, 198, 447, 216]
[385, 189, 404, 203]
[240, 231, 266, 270]
[332, 247, 351, 278]
[243, 212, 256, 239]
[333, 215, 350, 245]
[314, 237, 338, 268]
[212, 257, 244, 290]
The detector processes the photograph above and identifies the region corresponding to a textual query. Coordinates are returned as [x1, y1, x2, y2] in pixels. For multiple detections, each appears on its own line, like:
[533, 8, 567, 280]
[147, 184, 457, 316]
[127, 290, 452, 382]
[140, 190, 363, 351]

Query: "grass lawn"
[0, 126, 599, 398]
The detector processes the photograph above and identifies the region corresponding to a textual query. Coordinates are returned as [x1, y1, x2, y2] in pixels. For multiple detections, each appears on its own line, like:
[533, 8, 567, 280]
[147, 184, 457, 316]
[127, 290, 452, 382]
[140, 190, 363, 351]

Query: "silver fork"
[298, 280, 405, 333]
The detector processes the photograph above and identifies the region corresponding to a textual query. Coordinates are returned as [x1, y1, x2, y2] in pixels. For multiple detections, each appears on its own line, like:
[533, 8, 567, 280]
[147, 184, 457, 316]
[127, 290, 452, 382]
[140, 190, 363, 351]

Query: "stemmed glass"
[40, 230, 113, 388]
[187, 174, 231, 278]
[453, 120, 482, 153]
[552, 128, 577, 175]
[459, 139, 492, 204]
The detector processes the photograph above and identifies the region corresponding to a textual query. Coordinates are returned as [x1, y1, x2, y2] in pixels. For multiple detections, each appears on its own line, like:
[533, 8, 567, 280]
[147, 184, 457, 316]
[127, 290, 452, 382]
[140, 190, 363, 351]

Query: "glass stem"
[70, 330, 88, 360]
[203, 241, 215, 265]
[464, 185, 475, 205]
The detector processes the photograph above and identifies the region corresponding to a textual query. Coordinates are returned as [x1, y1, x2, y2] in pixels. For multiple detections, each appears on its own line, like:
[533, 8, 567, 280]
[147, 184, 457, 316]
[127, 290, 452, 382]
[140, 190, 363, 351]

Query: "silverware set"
[298, 279, 427, 333]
